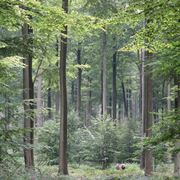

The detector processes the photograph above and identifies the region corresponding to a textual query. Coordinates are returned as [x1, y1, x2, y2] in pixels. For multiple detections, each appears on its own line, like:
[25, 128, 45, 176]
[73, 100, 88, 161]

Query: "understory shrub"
[37, 112, 140, 166]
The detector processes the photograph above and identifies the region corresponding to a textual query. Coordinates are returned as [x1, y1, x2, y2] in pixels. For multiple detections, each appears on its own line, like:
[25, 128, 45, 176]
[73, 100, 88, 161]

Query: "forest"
[0, 0, 180, 179]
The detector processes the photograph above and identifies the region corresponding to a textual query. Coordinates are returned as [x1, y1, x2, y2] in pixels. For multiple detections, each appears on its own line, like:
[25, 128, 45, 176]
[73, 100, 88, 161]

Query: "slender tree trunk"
[59, 0, 68, 175]
[56, 39, 60, 118]
[117, 92, 121, 122]
[128, 87, 132, 118]
[102, 31, 107, 117]
[108, 93, 112, 116]
[112, 47, 117, 120]
[143, 49, 153, 176]
[161, 81, 165, 120]
[139, 49, 145, 169]
[47, 87, 52, 119]
[36, 75, 43, 127]
[174, 75, 180, 177]
[101, 65, 103, 115]
[22, 23, 34, 168]
[76, 45, 82, 117]
[138, 49, 143, 120]
[86, 77, 92, 125]
[71, 81, 75, 106]
[121, 81, 128, 118]
[56, 90, 60, 118]
[140, 49, 145, 169]
[167, 82, 171, 111]
[132, 93, 136, 119]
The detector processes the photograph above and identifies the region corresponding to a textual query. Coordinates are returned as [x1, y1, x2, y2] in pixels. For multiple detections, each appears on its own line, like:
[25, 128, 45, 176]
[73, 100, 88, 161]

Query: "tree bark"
[127, 86, 132, 118]
[138, 49, 143, 120]
[55, 39, 60, 118]
[47, 87, 52, 119]
[117, 92, 121, 122]
[76, 45, 82, 117]
[101, 65, 103, 115]
[143, 49, 153, 176]
[102, 31, 107, 117]
[121, 81, 128, 119]
[167, 82, 171, 111]
[112, 46, 117, 120]
[174, 75, 180, 177]
[140, 49, 145, 169]
[86, 77, 92, 125]
[59, 0, 68, 175]
[71, 81, 75, 106]
[56, 90, 60, 118]
[108, 93, 112, 116]
[22, 23, 34, 169]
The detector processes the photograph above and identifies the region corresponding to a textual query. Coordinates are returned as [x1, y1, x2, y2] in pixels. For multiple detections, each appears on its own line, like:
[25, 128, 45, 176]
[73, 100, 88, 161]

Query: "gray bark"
[142, 49, 153, 176]
[174, 75, 180, 177]
[102, 31, 107, 117]
[76, 45, 81, 117]
[22, 23, 34, 168]
[59, 0, 68, 175]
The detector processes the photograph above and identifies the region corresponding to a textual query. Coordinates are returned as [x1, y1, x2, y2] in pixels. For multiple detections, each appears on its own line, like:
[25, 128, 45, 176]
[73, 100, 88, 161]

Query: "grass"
[0, 163, 176, 180]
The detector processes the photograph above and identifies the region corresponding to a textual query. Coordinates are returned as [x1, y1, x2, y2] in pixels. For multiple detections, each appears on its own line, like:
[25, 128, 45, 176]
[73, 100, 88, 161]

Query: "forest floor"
[35, 163, 174, 180]
[2, 163, 175, 180]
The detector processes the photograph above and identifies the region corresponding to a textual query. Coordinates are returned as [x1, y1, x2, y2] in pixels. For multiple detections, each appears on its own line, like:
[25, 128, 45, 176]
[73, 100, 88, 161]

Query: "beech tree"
[59, 0, 68, 175]
[174, 75, 180, 177]
[0, 0, 179, 179]
[142, 49, 153, 176]
[22, 23, 34, 168]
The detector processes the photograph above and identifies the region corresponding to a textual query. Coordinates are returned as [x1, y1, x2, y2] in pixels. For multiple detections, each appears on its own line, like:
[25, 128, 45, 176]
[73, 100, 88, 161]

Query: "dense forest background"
[0, 0, 179, 179]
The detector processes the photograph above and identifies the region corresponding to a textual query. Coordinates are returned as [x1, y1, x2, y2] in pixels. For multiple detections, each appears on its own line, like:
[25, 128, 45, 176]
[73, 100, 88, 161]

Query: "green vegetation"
[0, 0, 179, 179]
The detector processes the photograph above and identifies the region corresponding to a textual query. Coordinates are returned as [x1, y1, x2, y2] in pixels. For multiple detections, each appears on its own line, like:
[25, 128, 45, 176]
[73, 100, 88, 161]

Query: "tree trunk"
[112, 47, 117, 120]
[71, 81, 75, 106]
[47, 87, 52, 119]
[121, 81, 128, 119]
[76, 45, 82, 117]
[140, 50, 145, 169]
[56, 40, 60, 119]
[174, 75, 180, 177]
[139, 49, 143, 120]
[167, 82, 171, 111]
[36, 75, 43, 127]
[22, 23, 34, 169]
[59, 0, 68, 175]
[128, 87, 132, 118]
[108, 93, 112, 116]
[55, 90, 60, 118]
[86, 77, 92, 125]
[117, 92, 121, 122]
[101, 65, 103, 115]
[142, 49, 153, 176]
[102, 31, 107, 117]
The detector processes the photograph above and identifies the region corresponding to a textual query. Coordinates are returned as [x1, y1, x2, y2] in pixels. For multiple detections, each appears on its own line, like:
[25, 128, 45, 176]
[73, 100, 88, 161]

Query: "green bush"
[37, 112, 140, 167]
[36, 120, 59, 165]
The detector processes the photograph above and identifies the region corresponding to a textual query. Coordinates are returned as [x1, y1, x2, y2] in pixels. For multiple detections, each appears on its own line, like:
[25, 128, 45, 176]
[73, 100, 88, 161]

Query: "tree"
[142, 49, 153, 176]
[174, 75, 180, 177]
[112, 37, 117, 120]
[76, 44, 82, 117]
[59, 0, 68, 175]
[22, 23, 34, 169]
[102, 31, 107, 117]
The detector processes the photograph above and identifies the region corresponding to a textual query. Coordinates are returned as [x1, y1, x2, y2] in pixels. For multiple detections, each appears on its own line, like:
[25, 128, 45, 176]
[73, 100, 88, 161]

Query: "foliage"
[0, 55, 25, 172]
[141, 111, 180, 165]
[36, 120, 59, 165]
[37, 112, 140, 166]
[0, 0, 180, 178]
